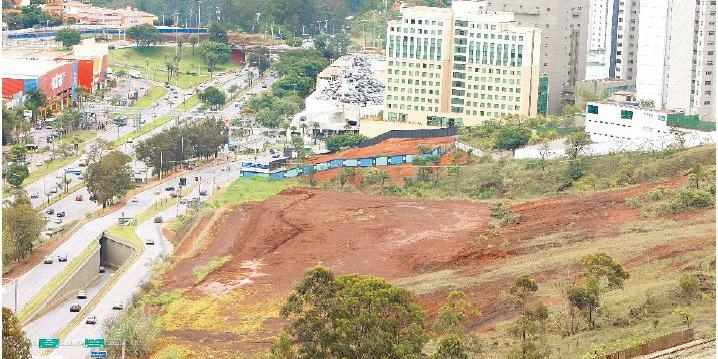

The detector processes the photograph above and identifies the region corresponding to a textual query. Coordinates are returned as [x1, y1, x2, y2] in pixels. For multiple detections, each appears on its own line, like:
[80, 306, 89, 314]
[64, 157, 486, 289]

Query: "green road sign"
[39, 338, 59, 349]
[84, 339, 105, 348]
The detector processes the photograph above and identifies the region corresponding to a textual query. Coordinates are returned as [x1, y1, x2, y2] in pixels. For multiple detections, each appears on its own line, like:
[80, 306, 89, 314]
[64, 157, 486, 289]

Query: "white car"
[130, 197, 139, 203]
[53, 218, 63, 224]
[112, 302, 123, 310]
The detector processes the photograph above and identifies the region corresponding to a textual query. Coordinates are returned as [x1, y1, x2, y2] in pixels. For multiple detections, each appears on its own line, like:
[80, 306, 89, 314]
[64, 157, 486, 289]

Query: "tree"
[24, 89, 46, 111]
[86, 150, 134, 207]
[314, 33, 350, 59]
[6, 163, 29, 188]
[198, 86, 226, 110]
[678, 274, 700, 305]
[530, 131, 558, 170]
[433, 291, 479, 336]
[189, 35, 199, 55]
[364, 169, 390, 188]
[247, 46, 271, 75]
[673, 307, 694, 330]
[566, 284, 598, 334]
[54, 28, 81, 48]
[208, 23, 228, 43]
[337, 167, 356, 189]
[325, 133, 368, 152]
[688, 162, 708, 189]
[2, 307, 32, 359]
[104, 311, 158, 358]
[125, 24, 160, 47]
[564, 131, 591, 160]
[495, 126, 531, 154]
[508, 276, 549, 359]
[177, 36, 184, 56]
[58, 108, 82, 131]
[9, 144, 28, 163]
[277, 266, 430, 358]
[272, 73, 315, 97]
[432, 335, 468, 359]
[286, 36, 303, 47]
[510, 275, 539, 310]
[198, 41, 231, 72]
[2, 191, 45, 262]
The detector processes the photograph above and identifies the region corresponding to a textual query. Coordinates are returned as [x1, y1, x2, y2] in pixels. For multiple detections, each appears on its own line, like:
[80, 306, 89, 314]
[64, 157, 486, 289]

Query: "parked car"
[77, 290, 87, 299]
[99, 266, 106, 273]
[179, 198, 188, 204]
[30, 192, 39, 199]
[154, 216, 163, 223]
[44, 256, 54, 264]
[130, 197, 139, 203]
[53, 218, 63, 224]
[70, 303, 81, 312]
[75, 195, 83, 201]
[56, 211, 65, 217]
[45, 208, 54, 215]
[164, 186, 175, 192]
[58, 254, 68, 262]
[49, 188, 58, 194]
[85, 316, 97, 325]
[170, 191, 179, 198]
[112, 302, 123, 310]
[145, 237, 155, 245]
[199, 190, 208, 196]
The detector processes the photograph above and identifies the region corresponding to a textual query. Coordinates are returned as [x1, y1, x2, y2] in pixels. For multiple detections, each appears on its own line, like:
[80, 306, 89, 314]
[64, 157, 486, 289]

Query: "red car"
[75, 195, 83, 201]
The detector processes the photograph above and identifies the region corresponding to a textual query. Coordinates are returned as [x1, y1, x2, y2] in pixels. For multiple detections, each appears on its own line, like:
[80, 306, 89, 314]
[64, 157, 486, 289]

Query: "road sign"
[39, 338, 59, 348]
[90, 351, 108, 358]
[84, 338, 105, 348]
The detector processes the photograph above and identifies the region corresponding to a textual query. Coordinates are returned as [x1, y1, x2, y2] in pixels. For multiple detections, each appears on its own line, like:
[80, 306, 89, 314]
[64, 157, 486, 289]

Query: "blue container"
[390, 155, 404, 165]
[359, 158, 373, 167]
[330, 159, 344, 168]
[345, 159, 358, 167]
[375, 157, 388, 166]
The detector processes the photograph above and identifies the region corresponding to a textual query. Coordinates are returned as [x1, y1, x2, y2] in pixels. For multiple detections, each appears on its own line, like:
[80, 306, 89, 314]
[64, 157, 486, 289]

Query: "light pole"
[292, 83, 297, 95]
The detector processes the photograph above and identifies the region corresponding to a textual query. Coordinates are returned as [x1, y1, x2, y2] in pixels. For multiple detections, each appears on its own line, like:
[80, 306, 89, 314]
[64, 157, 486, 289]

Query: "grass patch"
[151, 343, 194, 359]
[193, 255, 232, 283]
[17, 241, 100, 323]
[113, 115, 174, 147]
[132, 86, 168, 109]
[110, 47, 237, 89]
[174, 94, 200, 111]
[207, 177, 299, 207]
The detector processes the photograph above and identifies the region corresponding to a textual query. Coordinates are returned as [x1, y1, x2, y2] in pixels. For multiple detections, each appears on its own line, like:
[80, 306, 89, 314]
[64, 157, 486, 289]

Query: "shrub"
[656, 187, 714, 215]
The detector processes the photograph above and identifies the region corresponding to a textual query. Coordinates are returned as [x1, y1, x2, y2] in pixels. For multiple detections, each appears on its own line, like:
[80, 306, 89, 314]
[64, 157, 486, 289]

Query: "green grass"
[131, 86, 168, 109]
[174, 94, 200, 111]
[112, 115, 174, 147]
[110, 47, 238, 89]
[17, 241, 100, 323]
[207, 177, 299, 207]
[36, 182, 85, 211]
[193, 255, 232, 283]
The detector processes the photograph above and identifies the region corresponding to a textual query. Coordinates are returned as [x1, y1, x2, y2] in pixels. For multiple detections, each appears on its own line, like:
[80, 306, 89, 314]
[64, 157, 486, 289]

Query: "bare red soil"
[312, 136, 455, 164]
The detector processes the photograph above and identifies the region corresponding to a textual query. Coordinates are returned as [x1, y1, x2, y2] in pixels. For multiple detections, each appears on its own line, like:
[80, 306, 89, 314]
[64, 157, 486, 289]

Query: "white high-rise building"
[585, 0, 613, 80]
[635, 0, 715, 121]
[586, 0, 640, 81]
[383, 1, 542, 126]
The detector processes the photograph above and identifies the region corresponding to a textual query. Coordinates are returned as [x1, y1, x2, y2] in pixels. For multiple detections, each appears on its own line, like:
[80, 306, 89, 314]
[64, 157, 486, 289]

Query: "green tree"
[286, 36, 303, 47]
[197, 86, 227, 110]
[364, 169, 390, 188]
[495, 126, 531, 154]
[2, 191, 45, 262]
[57, 108, 82, 131]
[208, 23, 228, 43]
[198, 41, 231, 72]
[189, 35, 199, 55]
[9, 144, 28, 163]
[337, 167, 356, 189]
[508, 276, 549, 359]
[6, 163, 29, 188]
[433, 291, 480, 336]
[566, 284, 598, 334]
[325, 133, 368, 152]
[272, 73, 314, 97]
[86, 150, 134, 207]
[564, 131, 591, 160]
[314, 33, 350, 59]
[24, 89, 46, 111]
[673, 307, 695, 330]
[54, 28, 81, 48]
[432, 335, 468, 359]
[688, 162, 709, 189]
[277, 266, 430, 358]
[2, 307, 32, 359]
[678, 274, 700, 305]
[247, 46, 271, 74]
[125, 24, 160, 47]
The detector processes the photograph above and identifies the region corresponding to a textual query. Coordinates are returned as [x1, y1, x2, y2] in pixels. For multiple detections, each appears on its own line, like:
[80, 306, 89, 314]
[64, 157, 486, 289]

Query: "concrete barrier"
[100, 234, 135, 269]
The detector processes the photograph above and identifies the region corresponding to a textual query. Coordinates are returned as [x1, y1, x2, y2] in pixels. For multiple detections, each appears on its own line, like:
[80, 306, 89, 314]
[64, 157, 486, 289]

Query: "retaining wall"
[100, 234, 135, 269]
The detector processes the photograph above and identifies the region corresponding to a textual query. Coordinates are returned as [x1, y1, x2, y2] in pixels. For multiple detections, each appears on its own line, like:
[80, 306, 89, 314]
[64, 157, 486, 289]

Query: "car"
[112, 302, 123, 310]
[130, 197, 139, 203]
[85, 316, 97, 325]
[56, 211, 65, 217]
[145, 237, 155, 245]
[36, 162, 43, 167]
[127, 138, 134, 144]
[70, 303, 81, 312]
[77, 290, 87, 299]
[154, 216, 163, 223]
[170, 191, 179, 198]
[164, 186, 175, 191]
[179, 198, 188, 204]
[78, 174, 84, 179]
[261, 84, 268, 88]
[44, 256, 54, 264]
[49, 188, 58, 194]
[75, 195, 83, 201]
[99, 266, 106, 273]
[55, 173, 62, 179]
[199, 190, 208, 196]
[53, 218, 63, 224]
[30, 192, 39, 199]
[58, 254, 68, 262]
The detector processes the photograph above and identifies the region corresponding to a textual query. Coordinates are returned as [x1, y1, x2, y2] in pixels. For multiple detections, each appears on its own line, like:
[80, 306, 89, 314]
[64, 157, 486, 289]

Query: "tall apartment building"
[585, 0, 613, 80]
[483, 0, 590, 114]
[383, 1, 541, 127]
[635, 0, 716, 121]
[585, 0, 639, 81]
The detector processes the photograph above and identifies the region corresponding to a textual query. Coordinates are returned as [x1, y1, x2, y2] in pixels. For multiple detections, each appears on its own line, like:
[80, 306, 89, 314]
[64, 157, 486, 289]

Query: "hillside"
[129, 144, 715, 358]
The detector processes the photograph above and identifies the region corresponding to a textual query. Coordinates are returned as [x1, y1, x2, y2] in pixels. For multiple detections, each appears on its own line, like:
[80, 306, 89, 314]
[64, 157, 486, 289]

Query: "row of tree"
[134, 118, 229, 177]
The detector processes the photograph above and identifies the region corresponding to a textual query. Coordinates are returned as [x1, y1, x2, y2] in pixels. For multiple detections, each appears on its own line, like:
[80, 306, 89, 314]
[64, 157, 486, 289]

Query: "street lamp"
[292, 83, 297, 95]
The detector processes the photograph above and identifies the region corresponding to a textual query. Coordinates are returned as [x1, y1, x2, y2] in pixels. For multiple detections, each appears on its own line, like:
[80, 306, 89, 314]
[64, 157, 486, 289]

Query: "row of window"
[388, 61, 441, 69]
[388, 36, 443, 61]
[386, 87, 439, 95]
[387, 104, 439, 112]
[386, 95, 439, 104]
[390, 27, 444, 36]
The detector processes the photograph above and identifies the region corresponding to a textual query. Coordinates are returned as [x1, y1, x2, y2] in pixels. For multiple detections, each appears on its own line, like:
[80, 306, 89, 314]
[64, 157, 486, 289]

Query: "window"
[587, 105, 599, 114]
[620, 110, 633, 119]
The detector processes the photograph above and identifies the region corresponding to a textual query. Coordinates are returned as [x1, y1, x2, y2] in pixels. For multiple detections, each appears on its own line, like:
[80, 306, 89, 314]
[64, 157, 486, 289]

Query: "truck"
[128, 69, 141, 79]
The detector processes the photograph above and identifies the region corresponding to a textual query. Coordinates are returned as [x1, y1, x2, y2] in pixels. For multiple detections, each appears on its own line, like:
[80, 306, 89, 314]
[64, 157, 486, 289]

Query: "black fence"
[358, 127, 458, 148]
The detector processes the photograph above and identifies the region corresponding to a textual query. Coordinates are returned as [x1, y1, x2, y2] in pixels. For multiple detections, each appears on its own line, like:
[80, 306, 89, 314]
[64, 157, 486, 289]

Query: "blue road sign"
[90, 351, 107, 358]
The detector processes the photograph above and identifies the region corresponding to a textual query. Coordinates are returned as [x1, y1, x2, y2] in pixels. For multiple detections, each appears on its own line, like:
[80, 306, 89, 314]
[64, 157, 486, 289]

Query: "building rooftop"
[0, 58, 69, 78]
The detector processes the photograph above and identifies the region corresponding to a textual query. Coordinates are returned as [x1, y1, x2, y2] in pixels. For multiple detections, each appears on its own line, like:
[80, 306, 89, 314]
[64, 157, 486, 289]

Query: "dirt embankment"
[157, 175, 714, 354]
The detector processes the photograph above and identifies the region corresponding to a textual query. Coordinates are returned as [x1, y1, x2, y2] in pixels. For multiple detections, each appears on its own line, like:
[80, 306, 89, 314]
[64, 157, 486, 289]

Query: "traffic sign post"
[39, 338, 59, 349]
[90, 351, 108, 358]
[84, 338, 105, 348]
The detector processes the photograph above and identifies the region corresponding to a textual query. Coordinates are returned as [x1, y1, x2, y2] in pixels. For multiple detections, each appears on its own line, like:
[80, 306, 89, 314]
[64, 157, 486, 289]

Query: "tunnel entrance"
[99, 234, 135, 270]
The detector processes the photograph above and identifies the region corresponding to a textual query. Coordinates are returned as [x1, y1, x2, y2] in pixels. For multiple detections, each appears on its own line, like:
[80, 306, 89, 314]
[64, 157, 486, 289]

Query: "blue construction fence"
[242, 146, 444, 180]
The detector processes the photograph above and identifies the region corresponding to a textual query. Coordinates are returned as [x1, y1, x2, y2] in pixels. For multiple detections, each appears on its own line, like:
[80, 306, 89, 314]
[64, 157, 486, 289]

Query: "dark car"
[58, 254, 68, 262]
[86, 315, 97, 325]
[145, 237, 155, 245]
[56, 211, 66, 218]
[99, 266, 106, 273]
[45, 208, 55, 215]
[77, 290, 87, 299]
[199, 190, 208, 196]
[70, 303, 81, 312]
[112, 302, 123, 310]
[165, 186, 175, 192]
[154, 216, 163, 223]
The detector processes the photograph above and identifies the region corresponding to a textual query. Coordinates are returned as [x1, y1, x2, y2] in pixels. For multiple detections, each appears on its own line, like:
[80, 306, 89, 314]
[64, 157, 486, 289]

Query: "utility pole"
[121, 340, 126, 359]
[197, 0, 202, 29]
[159, 149, 163, 181]
[14, 279, 18, 313]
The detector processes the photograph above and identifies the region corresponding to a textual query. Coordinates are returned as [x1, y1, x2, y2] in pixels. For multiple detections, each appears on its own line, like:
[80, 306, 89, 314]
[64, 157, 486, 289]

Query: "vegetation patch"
[193, 255, 233, 283]
[112, 115, 174, 147]
[131, 86, 168, 108]
[207, 177, 298, 207]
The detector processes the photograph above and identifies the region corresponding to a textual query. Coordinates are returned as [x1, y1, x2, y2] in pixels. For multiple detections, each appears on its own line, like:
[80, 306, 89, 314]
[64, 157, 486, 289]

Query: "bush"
[656, 187, 714, 215]
[325, 133, 368, 152]
[104, 311, 158, 357]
